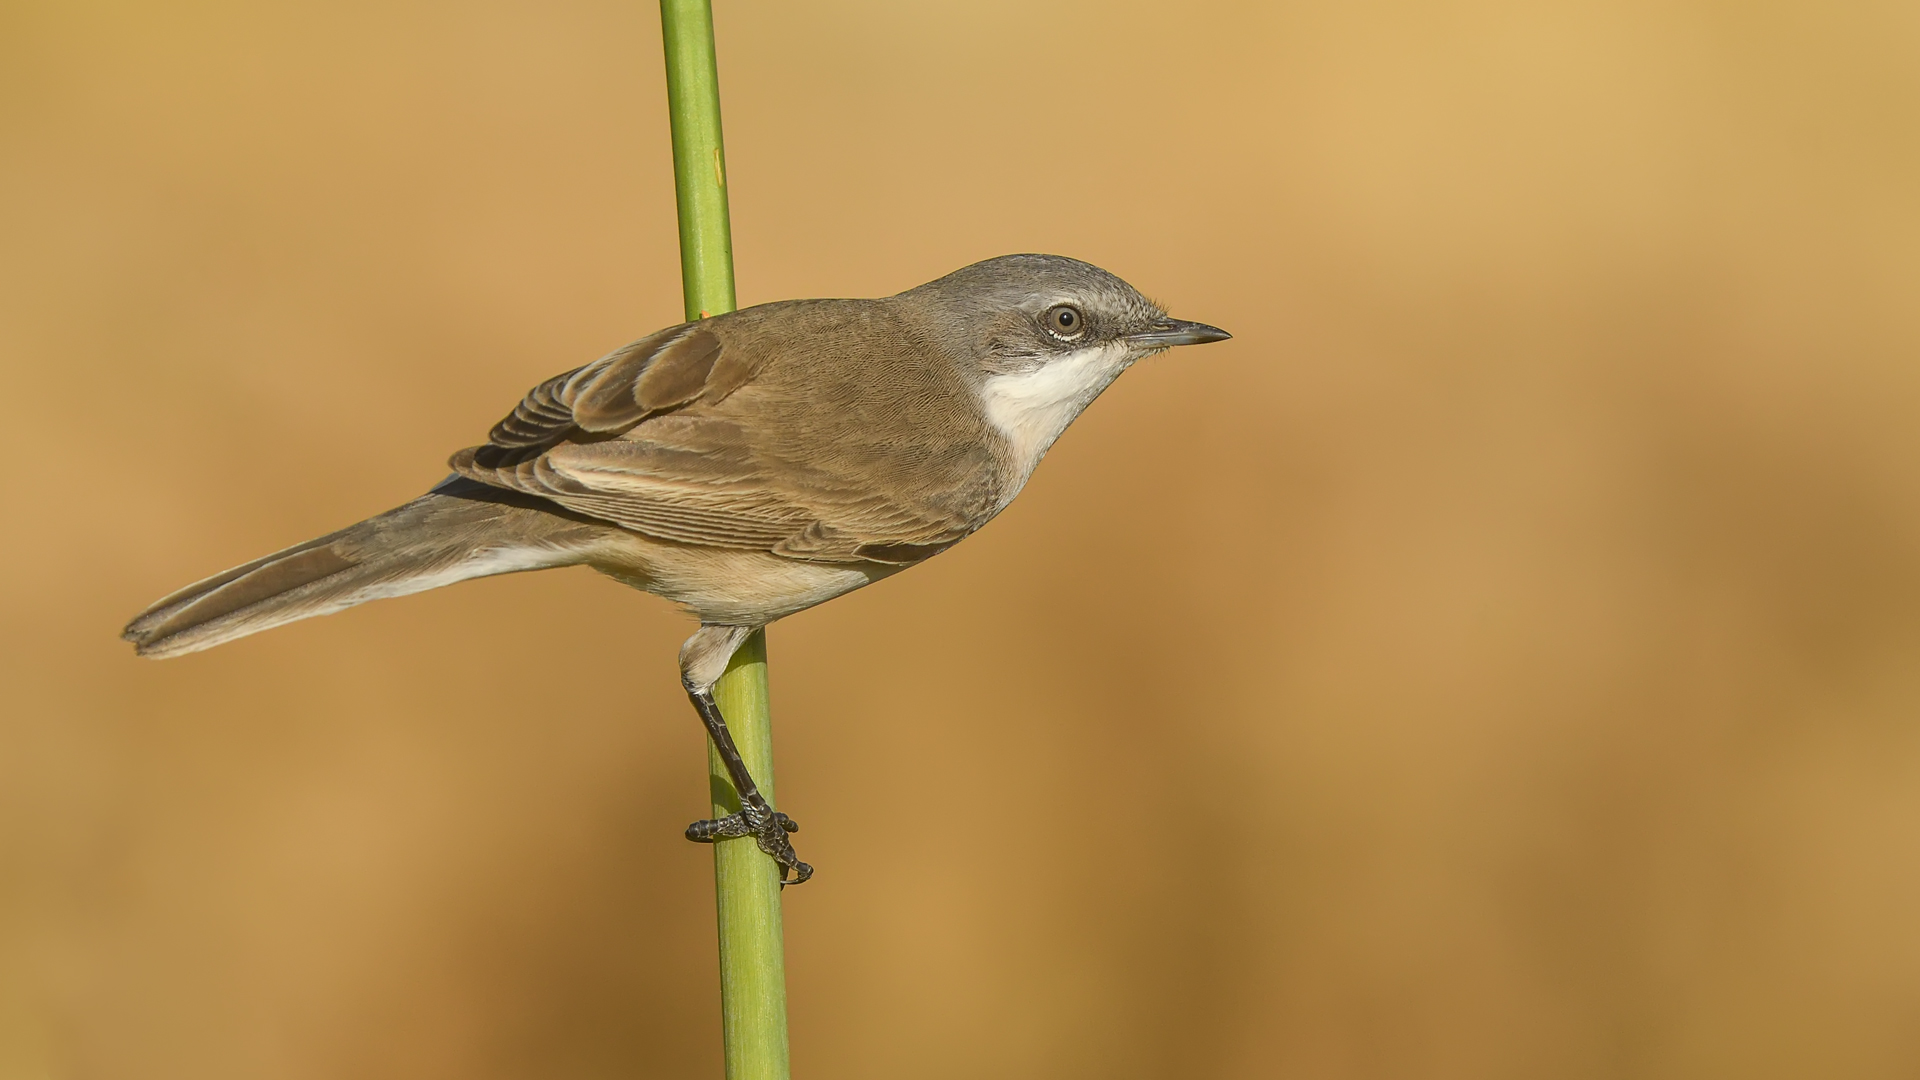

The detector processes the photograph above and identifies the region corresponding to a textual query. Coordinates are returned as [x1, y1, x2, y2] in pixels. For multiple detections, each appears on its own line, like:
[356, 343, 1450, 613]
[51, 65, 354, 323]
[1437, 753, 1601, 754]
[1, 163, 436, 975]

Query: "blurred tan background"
[5, 0, 1920, 1076]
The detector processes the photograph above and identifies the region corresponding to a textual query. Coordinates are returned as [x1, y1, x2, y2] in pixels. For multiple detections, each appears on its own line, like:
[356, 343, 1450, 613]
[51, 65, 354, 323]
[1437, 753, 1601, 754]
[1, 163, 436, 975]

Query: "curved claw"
[749, 820, 809, 885]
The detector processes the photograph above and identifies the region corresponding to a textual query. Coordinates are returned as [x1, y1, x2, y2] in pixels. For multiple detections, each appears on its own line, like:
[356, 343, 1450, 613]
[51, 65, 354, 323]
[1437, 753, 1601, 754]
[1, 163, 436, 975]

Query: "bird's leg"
[679, 625, 812, 886]
[683, 687, 809, 884]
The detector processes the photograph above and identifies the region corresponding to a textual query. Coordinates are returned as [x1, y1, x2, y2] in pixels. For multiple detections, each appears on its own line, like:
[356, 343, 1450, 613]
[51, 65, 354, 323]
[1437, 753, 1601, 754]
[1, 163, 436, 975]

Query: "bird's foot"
[686, 799, 812, 886]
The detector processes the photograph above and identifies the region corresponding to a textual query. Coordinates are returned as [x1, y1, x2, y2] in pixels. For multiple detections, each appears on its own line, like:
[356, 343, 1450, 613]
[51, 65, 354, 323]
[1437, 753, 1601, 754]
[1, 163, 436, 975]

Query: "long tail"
[124, 478, 613, 659]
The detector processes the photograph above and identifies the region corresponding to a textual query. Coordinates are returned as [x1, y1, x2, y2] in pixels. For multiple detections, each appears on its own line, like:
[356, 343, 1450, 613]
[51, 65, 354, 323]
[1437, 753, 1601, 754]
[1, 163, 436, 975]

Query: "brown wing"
[449, 319, 985, 564]
[479, 324, 725, 457]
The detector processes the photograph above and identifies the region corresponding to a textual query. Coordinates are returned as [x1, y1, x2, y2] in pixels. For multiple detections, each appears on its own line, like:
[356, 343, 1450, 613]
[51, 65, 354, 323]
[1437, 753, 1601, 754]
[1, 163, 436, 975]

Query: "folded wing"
[450, 322, 979, 564]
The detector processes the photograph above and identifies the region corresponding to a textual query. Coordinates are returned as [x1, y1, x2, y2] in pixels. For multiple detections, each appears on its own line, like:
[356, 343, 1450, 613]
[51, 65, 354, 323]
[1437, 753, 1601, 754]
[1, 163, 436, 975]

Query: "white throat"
[979, 341, 1134, 503]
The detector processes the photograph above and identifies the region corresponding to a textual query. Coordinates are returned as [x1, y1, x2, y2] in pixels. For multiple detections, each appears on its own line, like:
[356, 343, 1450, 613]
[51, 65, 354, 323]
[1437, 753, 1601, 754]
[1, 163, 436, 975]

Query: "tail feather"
[124, 479, 607, 658]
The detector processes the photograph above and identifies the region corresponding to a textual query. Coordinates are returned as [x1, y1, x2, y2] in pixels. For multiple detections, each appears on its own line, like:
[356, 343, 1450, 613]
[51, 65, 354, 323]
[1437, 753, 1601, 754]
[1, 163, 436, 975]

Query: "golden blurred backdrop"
[5, 1, 1920, 1076]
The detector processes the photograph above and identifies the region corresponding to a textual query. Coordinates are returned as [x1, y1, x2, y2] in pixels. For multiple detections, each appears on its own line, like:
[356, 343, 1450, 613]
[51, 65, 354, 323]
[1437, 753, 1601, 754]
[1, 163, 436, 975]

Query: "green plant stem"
[658, 4, 790, 1079]
[707, 632, 787, 1080]
[661, 0, 737, 323]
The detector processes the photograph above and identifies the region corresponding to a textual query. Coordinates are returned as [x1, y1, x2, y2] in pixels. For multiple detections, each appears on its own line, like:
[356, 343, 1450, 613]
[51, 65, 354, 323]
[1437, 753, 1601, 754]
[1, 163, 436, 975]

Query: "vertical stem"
[660, 0, 737, 324]
[707, 632, 788, 1080]
[658, 4, 790, 1079]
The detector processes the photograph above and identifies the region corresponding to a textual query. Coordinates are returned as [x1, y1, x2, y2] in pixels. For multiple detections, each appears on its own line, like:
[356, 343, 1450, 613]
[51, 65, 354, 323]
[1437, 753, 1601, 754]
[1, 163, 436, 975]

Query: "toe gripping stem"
[686, 811, 798, 843]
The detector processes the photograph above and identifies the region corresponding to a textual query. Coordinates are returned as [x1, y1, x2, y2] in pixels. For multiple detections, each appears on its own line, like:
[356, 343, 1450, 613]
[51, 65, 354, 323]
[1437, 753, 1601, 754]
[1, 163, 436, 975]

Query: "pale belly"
[587, 533, 898, 625]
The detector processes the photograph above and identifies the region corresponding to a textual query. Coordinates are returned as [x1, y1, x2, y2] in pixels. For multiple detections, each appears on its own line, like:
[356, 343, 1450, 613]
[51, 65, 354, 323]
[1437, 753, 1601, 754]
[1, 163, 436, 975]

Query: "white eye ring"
[1044, 304, 1086, 339]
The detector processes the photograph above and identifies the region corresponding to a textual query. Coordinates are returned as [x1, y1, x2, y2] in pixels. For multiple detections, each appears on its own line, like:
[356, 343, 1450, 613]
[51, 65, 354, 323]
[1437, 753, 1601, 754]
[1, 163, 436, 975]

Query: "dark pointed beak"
[1130, 318, 1232, 348]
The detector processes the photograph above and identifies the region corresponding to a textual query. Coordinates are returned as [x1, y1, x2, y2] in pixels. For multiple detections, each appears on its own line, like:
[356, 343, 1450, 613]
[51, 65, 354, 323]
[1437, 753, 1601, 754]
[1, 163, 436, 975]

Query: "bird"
[123, 253, 1231, 883]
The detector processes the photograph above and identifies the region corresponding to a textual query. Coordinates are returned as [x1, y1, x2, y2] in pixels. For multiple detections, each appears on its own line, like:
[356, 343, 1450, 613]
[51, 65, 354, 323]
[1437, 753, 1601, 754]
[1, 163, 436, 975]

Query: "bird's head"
[899, 253, 1231, 479]
[903, 253, 1230, 378]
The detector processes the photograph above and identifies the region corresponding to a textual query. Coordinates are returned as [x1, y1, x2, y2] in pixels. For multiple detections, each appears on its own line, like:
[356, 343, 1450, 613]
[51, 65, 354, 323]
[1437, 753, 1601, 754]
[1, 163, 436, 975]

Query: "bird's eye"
[1044, 304, 1086, 338]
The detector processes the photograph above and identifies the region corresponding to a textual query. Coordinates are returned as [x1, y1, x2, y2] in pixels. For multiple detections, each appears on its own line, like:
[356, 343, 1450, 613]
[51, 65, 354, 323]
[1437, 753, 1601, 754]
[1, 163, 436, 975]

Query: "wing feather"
[450, 318, 986, 563]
